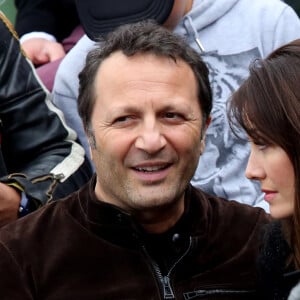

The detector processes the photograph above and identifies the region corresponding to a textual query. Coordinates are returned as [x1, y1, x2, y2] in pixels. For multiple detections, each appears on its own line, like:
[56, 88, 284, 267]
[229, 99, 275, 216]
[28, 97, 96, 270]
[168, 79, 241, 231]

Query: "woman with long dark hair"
[229, 39, 300, 299]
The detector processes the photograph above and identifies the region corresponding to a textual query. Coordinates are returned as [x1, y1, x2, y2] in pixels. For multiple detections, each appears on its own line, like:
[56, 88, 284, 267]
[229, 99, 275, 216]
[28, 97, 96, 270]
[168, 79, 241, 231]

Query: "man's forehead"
[97, 51, 191, 78]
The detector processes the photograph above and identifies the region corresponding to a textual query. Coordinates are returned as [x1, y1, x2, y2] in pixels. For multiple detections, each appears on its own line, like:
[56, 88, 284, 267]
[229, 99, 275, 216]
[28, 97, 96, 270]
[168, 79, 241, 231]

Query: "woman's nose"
[245, 150, 265, 181]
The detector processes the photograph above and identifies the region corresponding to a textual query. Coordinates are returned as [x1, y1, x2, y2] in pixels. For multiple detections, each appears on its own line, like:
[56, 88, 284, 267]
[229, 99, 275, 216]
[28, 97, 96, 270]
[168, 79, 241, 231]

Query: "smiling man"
[0, 21, 270, 299]
[89, 50, 205, 233]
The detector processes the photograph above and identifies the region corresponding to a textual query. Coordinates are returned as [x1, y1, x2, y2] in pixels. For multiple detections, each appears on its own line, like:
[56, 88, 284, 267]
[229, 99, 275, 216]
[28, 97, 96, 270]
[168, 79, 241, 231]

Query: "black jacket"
[257, 221, 300, 299]
[14, 0, 79, 41]
[0, 13, 92, 212]
[0, 176, 270, 299]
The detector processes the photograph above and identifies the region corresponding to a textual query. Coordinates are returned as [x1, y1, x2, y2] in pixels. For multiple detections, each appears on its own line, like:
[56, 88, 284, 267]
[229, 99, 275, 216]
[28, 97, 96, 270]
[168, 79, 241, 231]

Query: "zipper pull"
[162, 276, 175, 299]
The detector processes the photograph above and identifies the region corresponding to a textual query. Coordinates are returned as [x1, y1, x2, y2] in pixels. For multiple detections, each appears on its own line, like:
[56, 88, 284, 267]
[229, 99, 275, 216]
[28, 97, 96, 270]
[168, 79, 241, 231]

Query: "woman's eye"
[253, 141, 268, 150]
[257, 144, 268, 150]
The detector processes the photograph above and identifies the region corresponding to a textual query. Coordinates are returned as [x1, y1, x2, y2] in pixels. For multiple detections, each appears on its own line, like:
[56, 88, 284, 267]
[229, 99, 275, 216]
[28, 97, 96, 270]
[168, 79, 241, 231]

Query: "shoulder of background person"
[284, 0, 300, 17]
[14, 0, 79, 41]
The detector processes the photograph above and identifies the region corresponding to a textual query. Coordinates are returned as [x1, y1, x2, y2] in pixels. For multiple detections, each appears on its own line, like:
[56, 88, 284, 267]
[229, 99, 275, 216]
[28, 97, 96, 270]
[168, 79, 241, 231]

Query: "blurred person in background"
[14, 0, 83, 90]
[0, 12, 92, 226]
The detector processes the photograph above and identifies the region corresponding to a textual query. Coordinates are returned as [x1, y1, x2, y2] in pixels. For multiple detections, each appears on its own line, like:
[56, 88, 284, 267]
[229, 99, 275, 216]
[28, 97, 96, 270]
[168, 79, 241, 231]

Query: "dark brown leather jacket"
[0, 176, 270, 299]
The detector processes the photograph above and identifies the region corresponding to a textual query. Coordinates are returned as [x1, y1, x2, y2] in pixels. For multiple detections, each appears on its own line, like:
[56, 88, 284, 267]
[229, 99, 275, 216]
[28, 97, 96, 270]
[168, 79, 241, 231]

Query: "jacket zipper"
[152, 262, 175, 299]
[183, 288, 256, 299]
[142, 236, 193, 300]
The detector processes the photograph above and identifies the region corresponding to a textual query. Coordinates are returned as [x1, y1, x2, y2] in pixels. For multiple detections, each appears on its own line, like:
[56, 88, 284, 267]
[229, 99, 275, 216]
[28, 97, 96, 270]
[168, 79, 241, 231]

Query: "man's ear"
[89, 145, 93, 161]
[205, 115, 212, 128]
[199, 139, 205, 155]
[199, 115, 212, 155]
[86, 124, 97, 150]
[88, 134, 97, 150]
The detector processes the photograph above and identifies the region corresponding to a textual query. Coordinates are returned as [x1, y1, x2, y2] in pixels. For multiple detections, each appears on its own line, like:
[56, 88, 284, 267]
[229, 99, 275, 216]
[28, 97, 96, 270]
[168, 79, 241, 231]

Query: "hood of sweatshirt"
[173, 0, 262, 207]
[172, 0, 300, 208]
[174, 0, 239, 53]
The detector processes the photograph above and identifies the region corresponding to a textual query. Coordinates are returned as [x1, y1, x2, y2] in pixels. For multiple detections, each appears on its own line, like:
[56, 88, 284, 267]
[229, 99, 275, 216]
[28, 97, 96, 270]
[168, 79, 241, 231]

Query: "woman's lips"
[263, 190, 277, 202]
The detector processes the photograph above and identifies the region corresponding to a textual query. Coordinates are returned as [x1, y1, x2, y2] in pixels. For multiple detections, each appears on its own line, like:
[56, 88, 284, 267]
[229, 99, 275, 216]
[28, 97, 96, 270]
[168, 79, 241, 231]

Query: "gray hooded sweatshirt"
[176, 0, 300, 209]
[53, 0, 300, 209]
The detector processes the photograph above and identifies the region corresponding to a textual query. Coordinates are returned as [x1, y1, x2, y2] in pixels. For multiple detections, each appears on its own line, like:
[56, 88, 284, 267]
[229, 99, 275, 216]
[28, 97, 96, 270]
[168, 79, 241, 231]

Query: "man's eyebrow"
[109, 106, 141, 115]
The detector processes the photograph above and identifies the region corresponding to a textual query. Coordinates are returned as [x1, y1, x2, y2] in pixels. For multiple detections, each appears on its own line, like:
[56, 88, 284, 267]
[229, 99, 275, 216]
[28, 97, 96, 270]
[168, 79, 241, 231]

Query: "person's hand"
[21, 38, 66, 66]
[0, 182, 21, 227]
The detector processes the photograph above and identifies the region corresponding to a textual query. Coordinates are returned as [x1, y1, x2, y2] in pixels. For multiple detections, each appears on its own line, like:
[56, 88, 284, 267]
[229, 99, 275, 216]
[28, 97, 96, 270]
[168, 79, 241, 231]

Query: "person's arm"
[52, 35, 96, 165]
[0, 12, 92, 225]
[14, 0, 79, 41]
[260, 3, 300, 57]
[14, 0, 79, 65]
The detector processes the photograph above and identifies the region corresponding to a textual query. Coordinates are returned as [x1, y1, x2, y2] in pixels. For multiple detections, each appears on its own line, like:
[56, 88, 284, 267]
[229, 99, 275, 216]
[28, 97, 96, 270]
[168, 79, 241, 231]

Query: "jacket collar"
[71, 175, 207, 246]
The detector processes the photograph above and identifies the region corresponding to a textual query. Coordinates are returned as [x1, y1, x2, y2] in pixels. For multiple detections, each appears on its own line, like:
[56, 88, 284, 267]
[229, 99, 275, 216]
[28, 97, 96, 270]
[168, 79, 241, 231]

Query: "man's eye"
[164, 112, 182, 119]
[114, 116, 132, 123]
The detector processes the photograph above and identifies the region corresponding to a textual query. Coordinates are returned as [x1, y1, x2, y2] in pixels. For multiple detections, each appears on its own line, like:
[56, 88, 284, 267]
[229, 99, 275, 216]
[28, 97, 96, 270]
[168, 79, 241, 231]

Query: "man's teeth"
[136, 166, 165, 172]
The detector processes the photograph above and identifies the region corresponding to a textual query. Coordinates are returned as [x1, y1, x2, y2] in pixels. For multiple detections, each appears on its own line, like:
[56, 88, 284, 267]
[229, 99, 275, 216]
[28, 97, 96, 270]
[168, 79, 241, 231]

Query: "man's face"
[90, 51, 205, 216]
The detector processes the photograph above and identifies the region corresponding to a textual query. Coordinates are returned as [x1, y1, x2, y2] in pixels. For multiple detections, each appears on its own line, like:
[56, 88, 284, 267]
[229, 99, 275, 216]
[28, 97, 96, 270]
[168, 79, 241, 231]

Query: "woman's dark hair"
[78, 20, 212, 135]
[228, 39, 300, 268]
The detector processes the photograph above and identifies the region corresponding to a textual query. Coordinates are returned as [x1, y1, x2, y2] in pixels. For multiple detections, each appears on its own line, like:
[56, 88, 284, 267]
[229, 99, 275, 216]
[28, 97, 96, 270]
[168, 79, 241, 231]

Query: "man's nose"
[135, 121, 167, 154]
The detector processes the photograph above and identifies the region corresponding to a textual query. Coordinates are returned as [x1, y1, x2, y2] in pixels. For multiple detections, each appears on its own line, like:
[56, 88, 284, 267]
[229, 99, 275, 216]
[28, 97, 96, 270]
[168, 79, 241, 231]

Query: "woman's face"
[245, 141, 295, 219]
